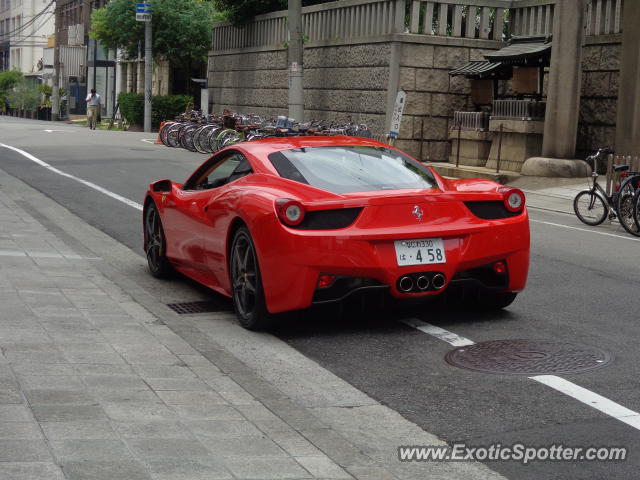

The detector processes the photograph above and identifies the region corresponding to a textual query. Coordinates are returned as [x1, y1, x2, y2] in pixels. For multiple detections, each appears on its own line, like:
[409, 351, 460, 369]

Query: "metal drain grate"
[166, 301, 227, 315]
[445, 339, 612, 375]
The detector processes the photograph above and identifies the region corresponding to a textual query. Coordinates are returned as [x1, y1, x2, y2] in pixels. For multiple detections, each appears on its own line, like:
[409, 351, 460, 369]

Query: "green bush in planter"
[152, 95, 193, 126]
[117, 92, 144, 126]
[117, 92, 193, 128]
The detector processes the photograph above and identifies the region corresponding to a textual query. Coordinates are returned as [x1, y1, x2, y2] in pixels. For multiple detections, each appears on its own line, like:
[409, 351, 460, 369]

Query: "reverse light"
[317, 274, 338, 289]
[275, 198, 306, 226]
[499, 188, 525, 213]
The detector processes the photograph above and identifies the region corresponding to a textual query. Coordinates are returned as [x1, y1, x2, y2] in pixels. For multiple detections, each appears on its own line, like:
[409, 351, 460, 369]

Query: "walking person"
[85, 89, 101, 130]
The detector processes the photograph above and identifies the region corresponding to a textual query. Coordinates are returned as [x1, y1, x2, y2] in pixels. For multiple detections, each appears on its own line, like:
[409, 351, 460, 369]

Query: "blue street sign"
[136, 3, 152, 13]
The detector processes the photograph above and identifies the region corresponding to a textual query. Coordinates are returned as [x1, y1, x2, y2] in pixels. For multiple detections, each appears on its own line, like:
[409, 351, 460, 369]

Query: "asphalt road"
[1, 117, 639, 479]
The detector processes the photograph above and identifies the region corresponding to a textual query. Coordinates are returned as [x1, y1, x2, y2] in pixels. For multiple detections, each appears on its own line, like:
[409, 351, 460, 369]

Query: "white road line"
[400, 318, 474, 346]
[402, 318, 640, 432]
[530, 219, 640, 242]
[141, 139, 157, 144]
[532, 375, 640, 431]
[0, 143, 143, 211]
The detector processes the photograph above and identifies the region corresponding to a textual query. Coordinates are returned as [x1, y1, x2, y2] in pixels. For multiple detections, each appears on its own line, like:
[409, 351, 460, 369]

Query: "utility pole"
[135, 2, 153, 132]
[287, 0, 303, 122]
[51, 3, 61, 121]
[144, 18, 152, 132]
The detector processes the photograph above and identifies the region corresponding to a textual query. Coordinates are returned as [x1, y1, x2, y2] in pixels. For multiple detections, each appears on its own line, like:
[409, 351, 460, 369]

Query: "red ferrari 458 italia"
[144, 136, 529, 329]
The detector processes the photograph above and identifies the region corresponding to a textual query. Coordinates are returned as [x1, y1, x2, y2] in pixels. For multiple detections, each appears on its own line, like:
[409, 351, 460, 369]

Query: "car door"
[163, 152, 245, 271]
[200, 154, 253, 286]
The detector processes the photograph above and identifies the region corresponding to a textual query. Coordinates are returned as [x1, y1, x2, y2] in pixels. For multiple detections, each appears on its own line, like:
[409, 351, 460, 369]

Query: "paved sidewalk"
[507, 176, 589, 215]
[0, 169, 504, 479]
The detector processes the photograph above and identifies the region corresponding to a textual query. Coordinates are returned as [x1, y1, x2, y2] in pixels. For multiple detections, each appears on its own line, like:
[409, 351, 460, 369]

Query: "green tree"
[90, 0, 214, 67]
[6, 77, 41, 110]
[0, 70, 23, 108]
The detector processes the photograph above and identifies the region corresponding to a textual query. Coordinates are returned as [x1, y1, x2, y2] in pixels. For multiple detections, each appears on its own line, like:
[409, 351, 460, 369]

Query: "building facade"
[0, 0, 54, 73]
[0, 0, 10, 70]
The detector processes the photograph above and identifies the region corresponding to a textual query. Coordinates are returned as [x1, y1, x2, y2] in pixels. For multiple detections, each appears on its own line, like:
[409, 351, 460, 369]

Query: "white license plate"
[394, 238, 446, 266]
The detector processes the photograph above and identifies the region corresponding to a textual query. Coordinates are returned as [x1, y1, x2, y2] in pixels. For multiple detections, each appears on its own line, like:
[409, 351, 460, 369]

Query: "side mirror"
[152, 179, 172, 193]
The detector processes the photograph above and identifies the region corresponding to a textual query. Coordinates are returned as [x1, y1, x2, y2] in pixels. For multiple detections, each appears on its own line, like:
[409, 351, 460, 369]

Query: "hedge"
[117, 92, 193, 127]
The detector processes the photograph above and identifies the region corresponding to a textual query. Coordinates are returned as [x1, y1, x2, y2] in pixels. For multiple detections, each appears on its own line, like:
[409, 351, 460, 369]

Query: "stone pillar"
[136, 61, 144, 94]
[126, 63, 134, 93]
[615, 1, 640, 155]
[541, 0, 586, 158]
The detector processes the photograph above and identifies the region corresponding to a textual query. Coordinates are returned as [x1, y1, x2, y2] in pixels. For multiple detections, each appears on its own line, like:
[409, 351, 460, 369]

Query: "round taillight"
[285, 204, 302, 223]
[501, 188, 525, 213]
[275, 199, 305, 226]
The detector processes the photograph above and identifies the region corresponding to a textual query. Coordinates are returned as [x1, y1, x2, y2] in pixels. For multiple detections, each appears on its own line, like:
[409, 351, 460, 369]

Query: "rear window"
[268, 146, 437, 194]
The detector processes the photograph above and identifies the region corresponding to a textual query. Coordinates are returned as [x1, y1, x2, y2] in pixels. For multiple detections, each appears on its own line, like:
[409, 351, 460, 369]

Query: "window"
[186, 153, 252, 190]
[268, 145, 438, 194]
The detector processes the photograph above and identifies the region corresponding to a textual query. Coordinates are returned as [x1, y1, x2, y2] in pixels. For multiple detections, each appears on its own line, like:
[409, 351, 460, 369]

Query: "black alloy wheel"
[145, 203, 173, 278]
[229, 227, 271, 330]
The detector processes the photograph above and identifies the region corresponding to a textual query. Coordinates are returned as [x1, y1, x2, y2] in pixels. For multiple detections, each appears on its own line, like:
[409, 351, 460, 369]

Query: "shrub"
[0, 70, 23, 107]
[118, 92, 144, 126]
[152, 95, 193, 125]
[7, 78, 41, 110]
[117, 92, 193, 127]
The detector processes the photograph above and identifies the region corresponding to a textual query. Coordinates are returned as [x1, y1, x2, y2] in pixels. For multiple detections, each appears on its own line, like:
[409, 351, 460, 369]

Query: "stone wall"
[207, 33, 621, 163]
[207, 36, 502, 162]
[395, 38, 500, 161]
[208, 41, 391, 136]
[578, 37, 621, 157]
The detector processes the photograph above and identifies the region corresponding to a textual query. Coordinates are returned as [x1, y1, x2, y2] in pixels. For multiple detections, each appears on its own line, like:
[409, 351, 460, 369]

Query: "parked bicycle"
[159, 110, 371, 155]
[573, 148, 640, 236]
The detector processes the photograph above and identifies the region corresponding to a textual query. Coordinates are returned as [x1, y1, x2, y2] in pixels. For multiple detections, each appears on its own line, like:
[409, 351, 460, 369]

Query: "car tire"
[144, 202, 173, 278]
[229, 227, 272, 330]
[474, 291, 518, 310]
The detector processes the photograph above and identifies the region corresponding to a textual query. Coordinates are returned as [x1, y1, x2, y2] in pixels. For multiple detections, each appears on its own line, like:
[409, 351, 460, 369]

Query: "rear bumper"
[253, 212, 530, 314]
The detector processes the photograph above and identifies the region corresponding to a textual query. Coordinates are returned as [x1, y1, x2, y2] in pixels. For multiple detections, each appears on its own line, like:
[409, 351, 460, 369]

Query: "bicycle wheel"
[180, 125, 198, 152]
[220, 130, 243, 149]
[193, 125, 214, 154]
[206, 127, 223, 153]
[166, 123, 184, 148]
[159, 122, 174, 146]
[616, 175, 640, 236]
[573, 190, 608, 226]
[634, 188, 640, 232]
[214, 129, 239, 152]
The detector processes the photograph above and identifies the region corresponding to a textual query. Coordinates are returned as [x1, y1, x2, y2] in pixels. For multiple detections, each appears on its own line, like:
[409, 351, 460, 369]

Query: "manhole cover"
[166, 301, 227, 315]
[445, 339, 611, 375]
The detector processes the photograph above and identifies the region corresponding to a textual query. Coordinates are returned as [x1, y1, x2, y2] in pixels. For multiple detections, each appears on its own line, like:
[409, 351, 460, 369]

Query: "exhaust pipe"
[398, 276, 414, 292]
[416, 275, 429, 291]
[432, 273, 446, 290]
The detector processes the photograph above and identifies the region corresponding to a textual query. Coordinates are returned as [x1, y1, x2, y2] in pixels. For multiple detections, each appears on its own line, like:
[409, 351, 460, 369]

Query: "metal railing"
[491, 99, 546, 120]
[453, 111, 490, 130]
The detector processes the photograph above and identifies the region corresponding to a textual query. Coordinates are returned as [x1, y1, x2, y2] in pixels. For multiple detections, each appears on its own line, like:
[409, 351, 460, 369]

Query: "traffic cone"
[155, 121, 168, 144]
